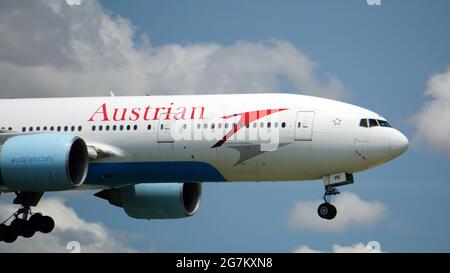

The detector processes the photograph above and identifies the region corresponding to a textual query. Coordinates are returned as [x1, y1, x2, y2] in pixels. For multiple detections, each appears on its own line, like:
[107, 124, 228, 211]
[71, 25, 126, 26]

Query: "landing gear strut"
[0, 192, 55, 243]
[317, 172, 354, 220]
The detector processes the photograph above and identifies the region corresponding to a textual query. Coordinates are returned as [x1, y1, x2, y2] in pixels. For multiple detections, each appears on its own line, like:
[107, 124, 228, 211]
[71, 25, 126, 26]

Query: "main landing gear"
[317, 172, 354, 220]
[0, 192, 54, 243]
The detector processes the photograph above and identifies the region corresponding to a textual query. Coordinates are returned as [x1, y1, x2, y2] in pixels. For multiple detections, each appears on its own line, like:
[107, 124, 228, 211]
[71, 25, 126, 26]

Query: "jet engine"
[0, 134, 89, 191]
[95, 183, 202, 219]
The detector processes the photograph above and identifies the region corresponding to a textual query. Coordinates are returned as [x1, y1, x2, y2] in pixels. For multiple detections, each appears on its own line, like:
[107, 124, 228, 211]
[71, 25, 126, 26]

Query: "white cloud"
[293, 245, 323, 253]
[0, 0, 346, 99]
[0, 198, 137, 252]
[332, 243, 376, 253]
[288, 192, 387, 232]
[294, 242, 382, 253]
[66, 0, 82, 6]
[414, 67, 450, 156]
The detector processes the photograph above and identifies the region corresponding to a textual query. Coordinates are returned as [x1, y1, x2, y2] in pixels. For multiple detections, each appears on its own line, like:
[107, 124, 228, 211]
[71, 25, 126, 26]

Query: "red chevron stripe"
[212, 108, 288, 148]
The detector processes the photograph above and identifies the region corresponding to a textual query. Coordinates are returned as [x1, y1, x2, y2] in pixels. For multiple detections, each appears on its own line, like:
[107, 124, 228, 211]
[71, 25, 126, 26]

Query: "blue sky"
[0, 0, 449, 252]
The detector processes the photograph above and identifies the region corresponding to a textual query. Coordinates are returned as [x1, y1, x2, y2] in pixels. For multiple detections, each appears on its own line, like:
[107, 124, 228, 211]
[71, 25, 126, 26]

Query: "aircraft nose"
[390, 130, 409, 158]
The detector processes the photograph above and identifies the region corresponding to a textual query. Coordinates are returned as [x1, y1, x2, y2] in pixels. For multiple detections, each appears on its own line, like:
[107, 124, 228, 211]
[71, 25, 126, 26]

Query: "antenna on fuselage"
[110, 91, 116, 97]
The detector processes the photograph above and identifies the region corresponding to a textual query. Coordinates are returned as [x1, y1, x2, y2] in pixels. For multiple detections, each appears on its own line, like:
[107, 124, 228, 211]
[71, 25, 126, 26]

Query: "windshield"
[359, 118, 392, 128]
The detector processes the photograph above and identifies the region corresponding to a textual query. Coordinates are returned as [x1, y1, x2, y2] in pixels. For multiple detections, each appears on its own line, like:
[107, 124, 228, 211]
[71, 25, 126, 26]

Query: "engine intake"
[0, 134, 89, 191]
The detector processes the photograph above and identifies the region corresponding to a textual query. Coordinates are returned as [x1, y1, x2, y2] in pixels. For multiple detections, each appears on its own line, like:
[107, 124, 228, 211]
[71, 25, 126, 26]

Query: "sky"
[0, 0, 449, 252]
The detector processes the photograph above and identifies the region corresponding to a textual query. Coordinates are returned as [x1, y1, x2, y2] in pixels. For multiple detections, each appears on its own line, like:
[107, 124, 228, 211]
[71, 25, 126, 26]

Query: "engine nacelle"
[0, 134, 89, 191]
[95, 183, 202, 219]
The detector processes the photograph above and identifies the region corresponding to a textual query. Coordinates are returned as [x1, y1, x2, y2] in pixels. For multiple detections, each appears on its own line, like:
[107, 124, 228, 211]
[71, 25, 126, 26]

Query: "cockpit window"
[378, 120, 391, 127]
[359, 119, 368, 128]
[361, 118, 392, 128]
[369, 119, 379, 127]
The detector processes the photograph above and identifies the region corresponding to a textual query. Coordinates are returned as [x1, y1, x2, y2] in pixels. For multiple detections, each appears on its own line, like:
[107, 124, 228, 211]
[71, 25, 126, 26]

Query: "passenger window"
[50, 126, 54, 131]
[78, 126, 82, 131]
[359, 119, 368, 128]
[267, 122, 271, 128]
[281, 122, 286, 128]
[71, 126, 75, 132]
[105, 125, 110, 131]
[297, 122, 301, 128]
[369, 119, 379, 127]
[133, 125, 138, 130]
[120, 125, 124, 131]
[22, 127, 26, 132]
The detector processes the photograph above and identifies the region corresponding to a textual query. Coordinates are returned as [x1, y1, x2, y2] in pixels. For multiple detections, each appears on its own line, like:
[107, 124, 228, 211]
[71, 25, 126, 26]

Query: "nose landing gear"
[317, 172, 354, 220]
[317, 186, 339, 220]
[0, 192, 55, 243]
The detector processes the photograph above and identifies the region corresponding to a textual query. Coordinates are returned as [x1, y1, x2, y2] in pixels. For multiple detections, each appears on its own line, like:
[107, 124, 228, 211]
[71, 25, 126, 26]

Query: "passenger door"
[294, 111, 315, 141]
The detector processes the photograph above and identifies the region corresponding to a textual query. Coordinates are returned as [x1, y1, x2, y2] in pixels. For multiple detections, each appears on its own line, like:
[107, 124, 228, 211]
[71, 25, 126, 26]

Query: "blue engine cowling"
[0, 134, 89, 191]
[95, 183, 202, 219]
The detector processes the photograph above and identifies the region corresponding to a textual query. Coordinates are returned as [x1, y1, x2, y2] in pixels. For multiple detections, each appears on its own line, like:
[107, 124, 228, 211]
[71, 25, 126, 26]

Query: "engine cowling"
[0, 134, 89, 191]
[95, 183, 202, 219]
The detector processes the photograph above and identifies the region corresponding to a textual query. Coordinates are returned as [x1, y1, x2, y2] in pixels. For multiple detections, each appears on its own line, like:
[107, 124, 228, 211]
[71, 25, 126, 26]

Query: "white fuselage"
[0, 93, 408, 190]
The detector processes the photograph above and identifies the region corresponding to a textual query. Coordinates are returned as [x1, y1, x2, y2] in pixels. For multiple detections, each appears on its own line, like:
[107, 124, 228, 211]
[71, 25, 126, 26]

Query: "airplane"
[0, 93, 408, 243]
